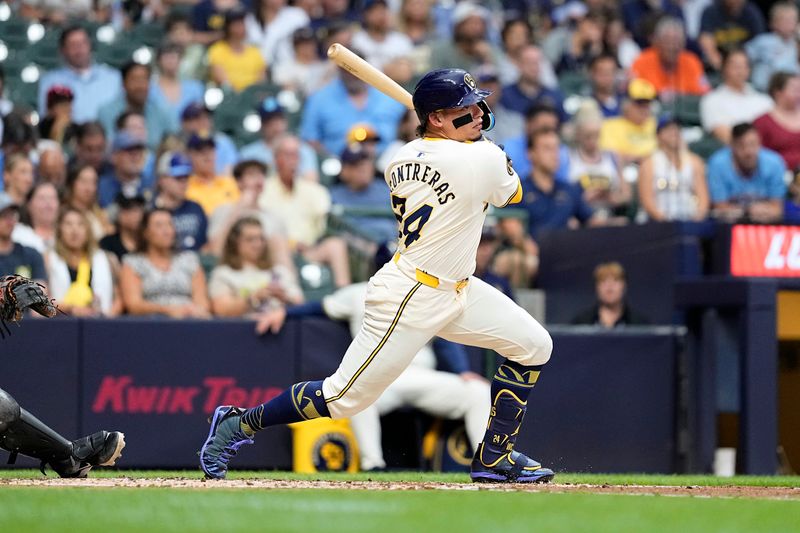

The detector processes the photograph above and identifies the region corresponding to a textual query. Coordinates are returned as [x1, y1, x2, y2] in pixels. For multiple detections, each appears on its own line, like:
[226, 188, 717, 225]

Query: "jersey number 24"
[391, 194, 433, 248]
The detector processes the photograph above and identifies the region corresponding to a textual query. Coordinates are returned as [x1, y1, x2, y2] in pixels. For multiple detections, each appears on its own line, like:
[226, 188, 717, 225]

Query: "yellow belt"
[393, 253, 469, 292]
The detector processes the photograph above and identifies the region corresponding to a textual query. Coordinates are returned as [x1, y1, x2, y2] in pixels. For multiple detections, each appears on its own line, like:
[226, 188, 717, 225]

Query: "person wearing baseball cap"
[185, 132, 240, 216]
[154, 152, 208, 251]
[239, 97, 319, 181]
[346, 123, 382, 161]
[599, 78, 658, 165]
[428, 1, 496, 73]
[40, 85, 75, 144]
[330, 144, 396, 242]
[351, 0, 414, 75]
[0, 191, 46, 281]
[97, 130, 151, 208]
[179, 101, 239, 175]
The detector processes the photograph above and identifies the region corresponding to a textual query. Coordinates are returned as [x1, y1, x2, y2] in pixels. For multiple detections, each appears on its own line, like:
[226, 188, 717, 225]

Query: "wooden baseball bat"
[327, 43, 415, 111]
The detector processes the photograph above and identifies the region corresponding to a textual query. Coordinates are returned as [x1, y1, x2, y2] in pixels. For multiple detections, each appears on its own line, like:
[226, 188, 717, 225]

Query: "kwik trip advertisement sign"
[731, 225, 800, 277]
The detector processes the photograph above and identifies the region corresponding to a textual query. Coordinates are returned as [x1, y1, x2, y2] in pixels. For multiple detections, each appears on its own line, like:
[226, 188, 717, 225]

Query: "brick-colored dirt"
[1, 478, 798, 500]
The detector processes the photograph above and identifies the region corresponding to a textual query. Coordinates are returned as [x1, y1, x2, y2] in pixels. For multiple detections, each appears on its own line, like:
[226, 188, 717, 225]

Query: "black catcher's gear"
[0, 388, 125, 477]
[0, 275, 57, 337]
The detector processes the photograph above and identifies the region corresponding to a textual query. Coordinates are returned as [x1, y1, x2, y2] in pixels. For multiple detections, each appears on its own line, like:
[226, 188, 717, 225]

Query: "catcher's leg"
[0, 388, 125, 478]
[437, 277, 554, 483]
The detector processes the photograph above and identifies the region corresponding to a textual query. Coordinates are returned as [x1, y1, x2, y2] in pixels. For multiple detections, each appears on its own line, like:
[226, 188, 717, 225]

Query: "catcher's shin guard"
[0, 388, 21, 434]
[477, 361, 542, 465]
[0, 389, 124, 477]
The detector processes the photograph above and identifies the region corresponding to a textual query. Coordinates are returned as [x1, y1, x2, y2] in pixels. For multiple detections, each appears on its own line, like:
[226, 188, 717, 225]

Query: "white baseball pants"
[322, 261, 552, 419]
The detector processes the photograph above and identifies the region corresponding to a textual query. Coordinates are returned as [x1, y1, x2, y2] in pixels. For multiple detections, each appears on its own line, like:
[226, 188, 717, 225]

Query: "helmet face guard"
[413, 69, 496, 133]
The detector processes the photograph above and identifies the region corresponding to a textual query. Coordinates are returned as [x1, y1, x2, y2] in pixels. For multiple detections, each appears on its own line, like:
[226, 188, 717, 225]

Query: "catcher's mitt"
[0, 275, 58, 326]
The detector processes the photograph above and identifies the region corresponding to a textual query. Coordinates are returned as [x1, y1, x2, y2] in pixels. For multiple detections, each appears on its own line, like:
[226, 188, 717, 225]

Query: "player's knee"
[0, 388, 21, 433]
[521, 328, 552, 367]
[537, 330, 553, 365]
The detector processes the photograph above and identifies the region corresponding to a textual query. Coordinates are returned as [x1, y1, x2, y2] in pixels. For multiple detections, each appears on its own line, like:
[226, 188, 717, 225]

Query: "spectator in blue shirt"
[98, 62, 177, 152]
[496, 127, 585, 287]
[299, 68, 406, 157]
[149, 42, 206, 129]
[179, 102, 239, 176]
[153, 152, 208, 252]
[329, 145, 396, 242]
[516, 129, 596, 238]
[239, 97, 318, 181]
[707, 122, 786, 223]
[503, 104, 570, 183]
[745, 1, 800, 92]
[500, 45, 567, 123]
[38, 25, 122, 123]
[98, 130, 154, 208]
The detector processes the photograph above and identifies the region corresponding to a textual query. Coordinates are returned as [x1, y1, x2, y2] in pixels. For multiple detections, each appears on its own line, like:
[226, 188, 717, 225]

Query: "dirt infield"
[1, 477, 799, 500]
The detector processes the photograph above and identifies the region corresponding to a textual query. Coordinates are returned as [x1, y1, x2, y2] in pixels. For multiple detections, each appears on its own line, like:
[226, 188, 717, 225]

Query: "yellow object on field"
[289, 418, 359, 473]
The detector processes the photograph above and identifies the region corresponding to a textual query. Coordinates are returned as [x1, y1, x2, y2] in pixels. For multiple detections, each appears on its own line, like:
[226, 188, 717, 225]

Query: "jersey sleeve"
[473, 140, 523, 208]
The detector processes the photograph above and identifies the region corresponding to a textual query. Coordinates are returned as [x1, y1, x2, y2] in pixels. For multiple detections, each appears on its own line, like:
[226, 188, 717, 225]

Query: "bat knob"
[327, 43, 341, 59]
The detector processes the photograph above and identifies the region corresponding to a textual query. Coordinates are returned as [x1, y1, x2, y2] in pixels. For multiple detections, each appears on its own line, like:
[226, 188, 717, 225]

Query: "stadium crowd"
[0, 0, 797, 319]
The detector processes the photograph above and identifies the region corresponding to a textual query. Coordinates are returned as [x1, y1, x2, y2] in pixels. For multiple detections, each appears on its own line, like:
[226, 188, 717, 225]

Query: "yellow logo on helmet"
[464, 73, 477, 89]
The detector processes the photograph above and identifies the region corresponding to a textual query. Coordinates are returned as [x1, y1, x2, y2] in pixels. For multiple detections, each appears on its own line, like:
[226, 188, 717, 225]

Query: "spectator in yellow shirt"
[185, 133, 240, 216]
[207, 10, 266, 92]
[599, 78, 658, 166]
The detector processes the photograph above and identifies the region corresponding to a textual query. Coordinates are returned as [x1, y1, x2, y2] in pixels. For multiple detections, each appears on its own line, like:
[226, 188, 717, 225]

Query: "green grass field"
[1, 470, 799, 533]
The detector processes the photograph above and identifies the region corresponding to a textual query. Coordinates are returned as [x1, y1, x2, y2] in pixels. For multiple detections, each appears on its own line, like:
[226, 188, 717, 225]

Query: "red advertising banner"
[731, 225, 800, 277]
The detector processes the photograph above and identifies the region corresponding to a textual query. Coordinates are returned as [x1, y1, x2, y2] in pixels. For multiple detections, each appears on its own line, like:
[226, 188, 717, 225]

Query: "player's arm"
[255, 284, 363, 335]
[474, 141, 523, 208]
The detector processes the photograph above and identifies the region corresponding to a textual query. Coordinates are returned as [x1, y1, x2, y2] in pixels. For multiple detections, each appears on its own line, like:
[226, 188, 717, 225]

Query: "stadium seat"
[199, 253, 218, 279]
[95, 41, 138, 69]
[127, 21, 165, 49]
[688, 133, 723, 160]
[666, 95, 702, 127]
[294, 256, 336, 302]
[212, 92, 247, 136]
[29, 38, 61, 70]
[6, 82, 37, 109]
[558, 71, 590, 96]
[0, 17, 30, 49]
[239, 81, 280, 109]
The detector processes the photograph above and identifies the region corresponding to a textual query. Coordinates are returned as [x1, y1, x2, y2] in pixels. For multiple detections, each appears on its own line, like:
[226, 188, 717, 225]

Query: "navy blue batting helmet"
[413, 68, 495, 132]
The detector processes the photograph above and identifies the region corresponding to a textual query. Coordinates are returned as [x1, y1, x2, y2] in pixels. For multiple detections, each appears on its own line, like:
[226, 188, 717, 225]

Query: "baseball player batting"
[200, 68, 554, 483]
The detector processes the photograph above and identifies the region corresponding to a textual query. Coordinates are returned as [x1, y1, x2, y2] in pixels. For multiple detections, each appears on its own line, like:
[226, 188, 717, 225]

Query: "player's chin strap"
[450, 101, 496, 131]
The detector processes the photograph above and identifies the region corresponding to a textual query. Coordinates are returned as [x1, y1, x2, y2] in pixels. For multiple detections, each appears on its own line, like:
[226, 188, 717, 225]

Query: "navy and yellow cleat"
[199, 405, 254, 479]
[470, 445, 554, 484]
